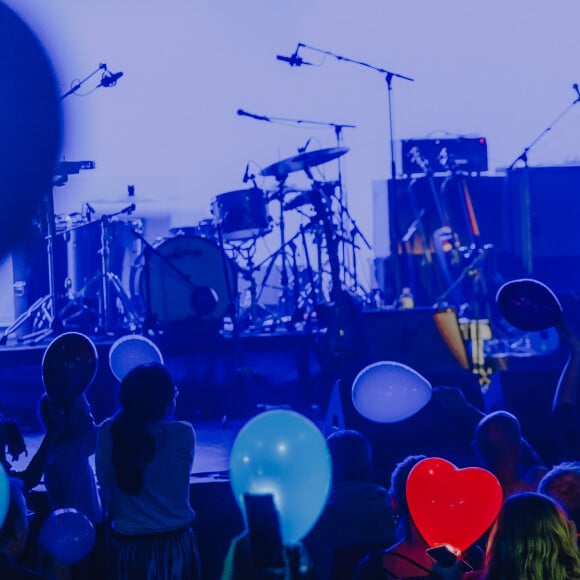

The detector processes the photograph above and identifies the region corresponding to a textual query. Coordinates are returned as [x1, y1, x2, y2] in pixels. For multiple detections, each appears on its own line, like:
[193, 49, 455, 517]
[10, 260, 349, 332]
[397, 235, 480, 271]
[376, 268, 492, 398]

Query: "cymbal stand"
[224, 238, 264, 330]
[274, 178, 294, 318]
[319, 180, 372, 297]
[298, 223, 320, 330]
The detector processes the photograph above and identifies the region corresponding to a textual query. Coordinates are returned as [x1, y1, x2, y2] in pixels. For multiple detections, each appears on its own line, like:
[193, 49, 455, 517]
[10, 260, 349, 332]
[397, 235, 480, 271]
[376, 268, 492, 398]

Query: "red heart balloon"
[406, 457, 502, 553]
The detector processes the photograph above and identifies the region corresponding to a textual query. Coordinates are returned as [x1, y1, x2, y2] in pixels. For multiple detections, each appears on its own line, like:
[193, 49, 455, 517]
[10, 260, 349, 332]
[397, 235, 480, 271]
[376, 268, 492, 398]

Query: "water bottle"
[398, 287, 414, 309]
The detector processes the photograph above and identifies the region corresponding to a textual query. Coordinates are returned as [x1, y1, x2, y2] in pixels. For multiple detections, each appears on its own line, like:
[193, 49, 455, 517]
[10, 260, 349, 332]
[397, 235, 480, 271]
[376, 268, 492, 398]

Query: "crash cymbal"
[260, 147, 349, 178]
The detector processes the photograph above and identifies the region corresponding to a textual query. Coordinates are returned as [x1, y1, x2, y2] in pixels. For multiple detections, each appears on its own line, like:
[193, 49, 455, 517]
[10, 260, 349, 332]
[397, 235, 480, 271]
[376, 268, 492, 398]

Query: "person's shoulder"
[160, 420, 195, 441]
[98, 417, 114, 430]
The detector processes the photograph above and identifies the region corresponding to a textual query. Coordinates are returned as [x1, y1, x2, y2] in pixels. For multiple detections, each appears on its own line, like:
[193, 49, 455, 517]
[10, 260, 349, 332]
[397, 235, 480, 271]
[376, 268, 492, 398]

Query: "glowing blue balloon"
[230, 409, 332, 545]
[38, 508, 96, 564]
[0, 464, 9, 528]
[109, 335, 164, 381]
[352, 361, 432, 423]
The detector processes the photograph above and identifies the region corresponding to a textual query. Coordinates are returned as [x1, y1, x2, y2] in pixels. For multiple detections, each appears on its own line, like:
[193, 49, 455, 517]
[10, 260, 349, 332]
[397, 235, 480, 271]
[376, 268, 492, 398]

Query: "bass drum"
[134, 235, 237, 326]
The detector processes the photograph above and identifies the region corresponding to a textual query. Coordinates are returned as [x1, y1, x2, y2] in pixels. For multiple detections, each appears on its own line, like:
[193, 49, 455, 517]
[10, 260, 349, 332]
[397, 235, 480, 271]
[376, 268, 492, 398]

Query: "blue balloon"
[0, 464, 9, 529]
[352, 361, 432, 423]
[38, 508, 96, 564]
[230, 410, 332, 545]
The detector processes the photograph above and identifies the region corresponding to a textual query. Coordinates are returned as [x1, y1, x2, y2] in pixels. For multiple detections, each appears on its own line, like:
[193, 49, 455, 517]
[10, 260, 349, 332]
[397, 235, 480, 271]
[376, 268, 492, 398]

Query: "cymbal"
[260, 147, 349, 178]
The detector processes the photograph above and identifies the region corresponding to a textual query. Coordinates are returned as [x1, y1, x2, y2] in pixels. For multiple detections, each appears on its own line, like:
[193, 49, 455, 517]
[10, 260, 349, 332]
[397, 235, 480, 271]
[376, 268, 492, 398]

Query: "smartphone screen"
[244, 493, 285, 568]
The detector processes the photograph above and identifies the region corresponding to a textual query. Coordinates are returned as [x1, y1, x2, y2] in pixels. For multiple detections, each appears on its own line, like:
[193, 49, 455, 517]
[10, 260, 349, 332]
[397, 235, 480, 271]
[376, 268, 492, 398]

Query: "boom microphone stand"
[507, 84, 580, 274]
[281, 42, 414, 179]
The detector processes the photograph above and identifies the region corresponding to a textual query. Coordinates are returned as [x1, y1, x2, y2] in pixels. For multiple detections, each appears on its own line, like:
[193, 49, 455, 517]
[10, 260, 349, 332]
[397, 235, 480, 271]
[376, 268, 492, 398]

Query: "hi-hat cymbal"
[260, 147, 349, 178]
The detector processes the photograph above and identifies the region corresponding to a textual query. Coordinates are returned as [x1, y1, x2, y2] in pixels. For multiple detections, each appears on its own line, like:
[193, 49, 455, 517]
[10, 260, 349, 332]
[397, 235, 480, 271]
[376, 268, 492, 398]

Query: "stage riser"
[0, 333, 324, 427]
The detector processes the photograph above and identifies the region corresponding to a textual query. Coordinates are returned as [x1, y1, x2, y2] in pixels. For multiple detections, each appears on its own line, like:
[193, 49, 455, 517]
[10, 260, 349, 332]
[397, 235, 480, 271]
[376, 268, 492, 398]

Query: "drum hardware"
[259, 147, 349, 181]
[59, 205, 141, 334]
[231, 242, 276, 331]
[0, 161, 96, 346]
[169, 218, 216, 240]
[132, 232, 235, 331]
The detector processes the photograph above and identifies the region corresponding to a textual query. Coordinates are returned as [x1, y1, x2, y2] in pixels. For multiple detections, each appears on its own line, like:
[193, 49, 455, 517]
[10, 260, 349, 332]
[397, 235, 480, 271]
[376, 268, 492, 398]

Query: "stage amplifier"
[401, 137, 488, 175]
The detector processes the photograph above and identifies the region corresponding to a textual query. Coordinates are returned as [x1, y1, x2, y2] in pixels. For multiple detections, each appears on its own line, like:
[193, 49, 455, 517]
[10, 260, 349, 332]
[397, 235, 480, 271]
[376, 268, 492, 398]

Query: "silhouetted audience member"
[355, 454, 438, 579]
[539, 461, 580, 532]
[0, 418, 27, 474]
[467, 492, 580, 580]
[303, 429, 396, 579]
[0, 477, 46, 579]
[95, 363, 200, 579]
[356, 454, 483, 579]
[552, 319, 580, 460]
[37, 393, 101, 524]
[473, 410, 546, 498]
[221, 532, 314, 580]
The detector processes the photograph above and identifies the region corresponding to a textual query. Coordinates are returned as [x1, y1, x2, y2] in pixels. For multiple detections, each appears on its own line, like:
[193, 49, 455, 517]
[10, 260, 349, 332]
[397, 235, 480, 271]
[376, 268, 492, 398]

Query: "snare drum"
[211, 188, 271, 241]
[133, 235, 237, 325]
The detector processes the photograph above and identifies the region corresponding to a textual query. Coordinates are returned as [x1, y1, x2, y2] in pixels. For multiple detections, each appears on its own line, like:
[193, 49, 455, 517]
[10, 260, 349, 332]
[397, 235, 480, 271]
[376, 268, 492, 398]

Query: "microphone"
[85, 202, 96, 222]
[276, 53, 311, 67]
[242, 162, 258, 188]
[100, 71, 124, 87]
[237, 109, 271, 122]
[574, 83, 580, 102]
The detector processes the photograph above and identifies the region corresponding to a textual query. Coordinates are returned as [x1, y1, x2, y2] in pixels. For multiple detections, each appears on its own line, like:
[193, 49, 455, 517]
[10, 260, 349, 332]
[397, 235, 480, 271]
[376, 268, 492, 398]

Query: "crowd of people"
[0, 315, 578, 579]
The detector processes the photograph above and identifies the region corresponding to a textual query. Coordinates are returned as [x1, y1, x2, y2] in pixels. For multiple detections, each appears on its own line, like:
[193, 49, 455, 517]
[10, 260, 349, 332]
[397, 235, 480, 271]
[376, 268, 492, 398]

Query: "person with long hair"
[479, 492, 580, 580]
[95, 363, 200, 579]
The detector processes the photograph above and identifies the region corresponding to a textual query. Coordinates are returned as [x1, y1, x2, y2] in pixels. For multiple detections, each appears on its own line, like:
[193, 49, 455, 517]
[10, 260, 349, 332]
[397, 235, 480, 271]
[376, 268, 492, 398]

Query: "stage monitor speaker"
[360, 307, 472, 384]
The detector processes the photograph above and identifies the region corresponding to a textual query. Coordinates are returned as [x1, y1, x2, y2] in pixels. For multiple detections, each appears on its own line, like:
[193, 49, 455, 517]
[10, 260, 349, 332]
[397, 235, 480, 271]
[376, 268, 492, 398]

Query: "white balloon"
[108, 335, 164, 381]
[352, 361, 432, 423]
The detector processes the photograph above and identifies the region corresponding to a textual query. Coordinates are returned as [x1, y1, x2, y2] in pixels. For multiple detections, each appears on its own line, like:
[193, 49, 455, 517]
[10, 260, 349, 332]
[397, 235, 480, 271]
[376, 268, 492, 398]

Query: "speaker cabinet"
[507, 166, 580, 294]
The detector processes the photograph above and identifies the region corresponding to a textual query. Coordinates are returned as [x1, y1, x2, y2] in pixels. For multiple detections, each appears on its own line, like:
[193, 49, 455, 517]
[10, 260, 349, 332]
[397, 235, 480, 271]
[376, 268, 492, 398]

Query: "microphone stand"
[292, 42, 414, 180]
[508, 86, 580, 171]
[60, 62, 108, 99]
[507, 85, 580, 273]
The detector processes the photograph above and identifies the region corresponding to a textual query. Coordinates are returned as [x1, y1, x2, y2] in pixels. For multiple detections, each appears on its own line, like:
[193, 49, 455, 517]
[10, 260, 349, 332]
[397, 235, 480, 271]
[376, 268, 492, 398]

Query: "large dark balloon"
[0, 3, 62, 258]
[496, 278, 563, 332]
[42, 332, 98, 407]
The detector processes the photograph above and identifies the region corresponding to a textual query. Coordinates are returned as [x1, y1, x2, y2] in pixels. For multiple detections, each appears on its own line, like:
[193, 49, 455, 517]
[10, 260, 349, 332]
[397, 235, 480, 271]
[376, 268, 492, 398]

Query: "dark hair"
[539, 461, 580, 530]
[327, 429, 374, 483]
[111, 363, 175, 495]
[388, 454, 427, 539]
[474, 410, 522, 467]
[485, 492, 580, 580]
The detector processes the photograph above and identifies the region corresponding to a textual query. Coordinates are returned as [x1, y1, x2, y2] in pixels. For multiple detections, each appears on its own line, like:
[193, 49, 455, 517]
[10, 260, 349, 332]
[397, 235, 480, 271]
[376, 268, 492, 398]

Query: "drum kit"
[1, 144, 369, 344]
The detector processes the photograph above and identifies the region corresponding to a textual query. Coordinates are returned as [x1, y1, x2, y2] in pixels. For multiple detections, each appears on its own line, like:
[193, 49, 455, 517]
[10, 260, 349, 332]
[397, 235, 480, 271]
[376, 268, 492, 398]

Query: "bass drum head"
[137, 235, 237, 326]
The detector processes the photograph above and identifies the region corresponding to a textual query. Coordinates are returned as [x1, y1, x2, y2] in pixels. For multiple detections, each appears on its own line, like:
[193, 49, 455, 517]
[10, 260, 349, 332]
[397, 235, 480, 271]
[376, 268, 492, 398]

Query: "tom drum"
[211, 188, 271, 241]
